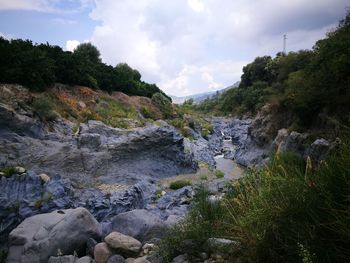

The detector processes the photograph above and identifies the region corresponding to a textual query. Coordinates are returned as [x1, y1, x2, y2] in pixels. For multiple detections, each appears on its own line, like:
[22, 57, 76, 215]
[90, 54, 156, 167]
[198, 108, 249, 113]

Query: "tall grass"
[160, 136, 350, 262]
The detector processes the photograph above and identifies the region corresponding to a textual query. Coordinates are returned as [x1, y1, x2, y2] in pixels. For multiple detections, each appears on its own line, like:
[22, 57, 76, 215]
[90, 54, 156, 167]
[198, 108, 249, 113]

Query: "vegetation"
[0, 167, 18, 177]
[215, 170, 225, 178]
[31, 95, 58, 121]
[0, 38, 170, 100]
[169, 179, 192, 190]
[161, 135, 350, 262]
[191, 11, 350, 129]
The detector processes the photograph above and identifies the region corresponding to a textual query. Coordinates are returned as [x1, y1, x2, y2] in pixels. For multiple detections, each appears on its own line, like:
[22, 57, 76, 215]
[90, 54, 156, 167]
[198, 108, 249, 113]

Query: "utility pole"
[283, 34, 287, 55]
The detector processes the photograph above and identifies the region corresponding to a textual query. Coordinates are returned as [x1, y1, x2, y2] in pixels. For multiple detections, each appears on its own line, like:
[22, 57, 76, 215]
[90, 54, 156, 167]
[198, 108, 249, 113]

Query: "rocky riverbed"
[0, 101, 335, 262]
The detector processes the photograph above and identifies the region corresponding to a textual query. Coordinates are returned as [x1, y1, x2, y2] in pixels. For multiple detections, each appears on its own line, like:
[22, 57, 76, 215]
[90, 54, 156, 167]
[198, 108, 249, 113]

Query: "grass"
[215, 170, 225, 178]
[32, 95, 58, 121]
[0, 167, 18, 177]
[169, 179, 192, 190]
[160, 135, 350, 262]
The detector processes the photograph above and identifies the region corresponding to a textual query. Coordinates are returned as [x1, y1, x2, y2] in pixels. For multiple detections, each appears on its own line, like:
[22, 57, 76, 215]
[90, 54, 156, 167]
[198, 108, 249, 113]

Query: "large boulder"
[7, 208, 101, 263]
[110, 209, 167, 242]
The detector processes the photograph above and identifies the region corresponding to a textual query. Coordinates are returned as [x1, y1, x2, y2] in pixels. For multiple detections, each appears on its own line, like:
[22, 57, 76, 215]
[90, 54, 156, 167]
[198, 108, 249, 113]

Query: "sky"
[0, 0, 348, 96]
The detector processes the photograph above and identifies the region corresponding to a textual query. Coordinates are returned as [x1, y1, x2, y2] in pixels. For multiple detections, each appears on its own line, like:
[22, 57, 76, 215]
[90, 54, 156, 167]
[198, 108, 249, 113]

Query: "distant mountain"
[170, 81, 240, 104]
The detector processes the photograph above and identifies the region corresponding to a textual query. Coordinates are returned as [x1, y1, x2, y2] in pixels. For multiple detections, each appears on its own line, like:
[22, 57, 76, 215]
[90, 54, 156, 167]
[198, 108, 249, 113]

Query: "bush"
[152, 92, 173, 118]
[0, 167, 17, 177]
[159, 188, 229, 261]
[215, 170, 225, 178]
[169, 179, 192, 190]
[32, 95, 58, 121]
[140, 106, 157, 120]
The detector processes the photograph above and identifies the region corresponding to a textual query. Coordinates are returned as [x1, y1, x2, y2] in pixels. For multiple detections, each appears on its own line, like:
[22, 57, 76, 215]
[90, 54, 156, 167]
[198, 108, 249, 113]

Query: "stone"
[172, 254, 189, 263]
[111, 209, 167, 242]
[77, 256, 94, 263]
[48, 255, 78, 263]
[205, 238, 240, 255]
[7, 208, 101, 263]
[38, 173, 50, 183]
[14, 166, 26, 174]
[105, 232, 142, 255]
[94, 242, 113, 263]
[79, 133, 102, 150]
[140, 243, 158, 256]
[107, 255, 126, 263]
[86, 238, 98, 257]
[304, 138, 331, 163]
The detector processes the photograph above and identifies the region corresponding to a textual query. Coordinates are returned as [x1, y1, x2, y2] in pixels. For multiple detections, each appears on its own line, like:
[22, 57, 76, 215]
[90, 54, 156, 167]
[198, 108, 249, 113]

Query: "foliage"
[32, 95, 58, 121]
[193, 11, 350, 127]
[152, 92, 173, 118]
[159, 188, 230, 261]
[0, 167, 18, 177]
[169, 179, 192, 190]
[215, 170, 225, 178]
[0, 38, 169, 99]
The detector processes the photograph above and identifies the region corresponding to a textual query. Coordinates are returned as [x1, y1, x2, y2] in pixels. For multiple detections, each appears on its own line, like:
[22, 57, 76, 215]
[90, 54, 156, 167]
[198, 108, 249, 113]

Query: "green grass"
[169, 179, 192, 190]
[32, 95, 58, 121]
[0, 167, 18, 177]
[215, 170, 225, 178]
[161, 135, 350, 262]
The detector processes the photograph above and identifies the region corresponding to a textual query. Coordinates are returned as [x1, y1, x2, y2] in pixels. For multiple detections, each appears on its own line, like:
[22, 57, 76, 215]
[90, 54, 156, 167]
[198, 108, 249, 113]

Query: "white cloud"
[0, 0, 93, 13]
[88, 0, 348, 96]
[65, 40, 80, 52]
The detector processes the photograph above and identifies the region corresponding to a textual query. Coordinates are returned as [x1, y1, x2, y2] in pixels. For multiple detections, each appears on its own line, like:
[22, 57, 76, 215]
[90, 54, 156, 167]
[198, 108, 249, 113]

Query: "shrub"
[140, 106, 157, 120]
[215, 170, 225, 178]
[0, 167, 18, 177]
[152, 92, 173, 118]
[169, 179, 192, 190]
[159, 188, 229, 261]
[32, 95, 58, 121]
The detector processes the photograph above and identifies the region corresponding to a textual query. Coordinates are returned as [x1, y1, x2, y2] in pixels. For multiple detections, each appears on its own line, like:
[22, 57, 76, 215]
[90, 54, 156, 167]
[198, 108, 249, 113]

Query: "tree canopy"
[0, 39, 171, 101]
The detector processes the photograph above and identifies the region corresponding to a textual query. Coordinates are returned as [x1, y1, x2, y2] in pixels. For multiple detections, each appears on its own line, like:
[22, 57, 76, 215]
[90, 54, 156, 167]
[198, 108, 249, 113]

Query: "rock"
[140, 243, 158, 256]
[105, 232, 142, 255]
[157, 187, 193, 211]
[279, 131, 308, 156]
[14, 166, 26, 174]
[205, 238, 240, 255]
[48, 255, 78, 263]
[110, 210, 167, 242]
[304, 138, 331, 163]
[86, 238, 98, 257]
[146, 253, 164, 263]
[272, 128, 289, 152]
[107, 255, 126, 263]
[38, 173, 50, 183]
[172, 254, 189, 263]
[77, 256, 94, 263]
[164, 215, 182, 227]
[79, 133, 101, 150]
[7, 208, 101, 263]
[94, 242, 113, 263]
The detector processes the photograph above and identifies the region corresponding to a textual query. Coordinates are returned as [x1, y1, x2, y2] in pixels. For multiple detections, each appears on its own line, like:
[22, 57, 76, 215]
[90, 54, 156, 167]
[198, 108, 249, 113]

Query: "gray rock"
[104, 232, 141, 255]
[205, 238, 240, 255]
[7, 208, 101, 263]
[111, 209, 167, 242]
[107, 255, 126, 263]
[304, 138, 331, 163]
[48, 255, 78, 263]
[77, 256, 94, 263]
[172, 254, 188, 263]
[279, 131, 308, 156]
[79, 133, 101, 150]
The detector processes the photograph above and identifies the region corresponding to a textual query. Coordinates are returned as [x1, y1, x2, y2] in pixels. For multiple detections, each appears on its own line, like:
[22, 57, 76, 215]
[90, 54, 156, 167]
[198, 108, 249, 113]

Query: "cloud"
[0, 0, 94, 13]
[87, 0, 348, 96]
[65, 40, 80, 51]
[51, 18, 77, 25]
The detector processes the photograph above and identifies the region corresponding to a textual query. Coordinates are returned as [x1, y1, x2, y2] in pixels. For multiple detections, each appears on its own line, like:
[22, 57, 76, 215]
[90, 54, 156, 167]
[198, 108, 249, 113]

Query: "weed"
[215, 170, 225, 178]
[169, 180, 192, 190]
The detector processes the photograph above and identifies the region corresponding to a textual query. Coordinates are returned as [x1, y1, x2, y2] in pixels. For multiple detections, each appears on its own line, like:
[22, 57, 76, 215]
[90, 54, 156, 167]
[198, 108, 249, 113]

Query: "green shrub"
[199, 175, 208, 181]
[140, 106, 157, 120]
[0, 167, 18, 177]
[152, 92, 173, 118]
[32, 95, 58, 121]
[169, 179, 192, 190]
[215, 170, 225, 178]
[159, 187, 229, 261]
